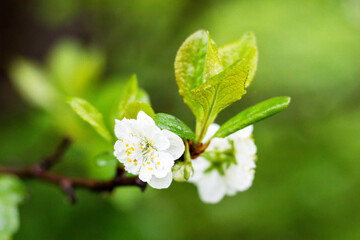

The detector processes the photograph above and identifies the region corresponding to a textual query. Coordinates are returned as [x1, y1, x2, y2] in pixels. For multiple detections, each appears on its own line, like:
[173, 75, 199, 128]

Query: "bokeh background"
[1, 0, 360, 239]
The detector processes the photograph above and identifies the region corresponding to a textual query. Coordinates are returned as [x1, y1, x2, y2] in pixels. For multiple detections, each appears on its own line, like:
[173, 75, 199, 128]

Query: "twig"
[39, 137, 71, 170]
[0, 138, 146, 203]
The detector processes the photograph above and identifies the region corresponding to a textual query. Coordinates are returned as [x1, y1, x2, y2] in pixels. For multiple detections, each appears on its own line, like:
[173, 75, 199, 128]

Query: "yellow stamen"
[157, 162, 160, 165]
[148, 168, 153, 170]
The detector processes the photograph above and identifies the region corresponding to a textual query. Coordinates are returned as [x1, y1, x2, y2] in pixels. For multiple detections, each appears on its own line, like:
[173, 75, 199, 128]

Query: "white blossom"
[190, 124, 256, 203]
[114, 111, 185, 189]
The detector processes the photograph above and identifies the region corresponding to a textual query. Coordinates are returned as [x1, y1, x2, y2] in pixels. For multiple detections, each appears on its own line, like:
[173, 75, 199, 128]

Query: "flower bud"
[172, 162, 194, 182]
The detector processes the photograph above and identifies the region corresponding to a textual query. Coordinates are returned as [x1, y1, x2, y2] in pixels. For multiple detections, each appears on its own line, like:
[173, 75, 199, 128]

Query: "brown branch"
[0, 136, 210, 203]
[0, 138, 146, 203]
[39, 137, 71, 170]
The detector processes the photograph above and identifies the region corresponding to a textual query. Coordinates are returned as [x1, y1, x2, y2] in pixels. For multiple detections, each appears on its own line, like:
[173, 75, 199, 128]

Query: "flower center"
[202, 146, 237, 175]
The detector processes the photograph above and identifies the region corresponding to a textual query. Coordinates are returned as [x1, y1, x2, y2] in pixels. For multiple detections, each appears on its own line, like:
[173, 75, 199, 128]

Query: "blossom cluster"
[189, 124, 256, 203]
[113, 111, 256, 203]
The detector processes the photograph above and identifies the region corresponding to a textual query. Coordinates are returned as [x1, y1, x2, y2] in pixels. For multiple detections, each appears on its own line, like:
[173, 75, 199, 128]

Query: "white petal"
[138, 165, 153, 182]
[234, 138, 257, 156]
[226, 186, 237, 196]
[203, 123, 220, 142]
[137, 111, 156, 126]
[148, 172, 173, 189]
[114, 119, 130, 139]
[207, 137, 232, 152]
[225, 164, 255, 191]
[235, 153, 256, 169]
[196, 170, 227, 204]
[162, 130, 185, 159]
[151, 132, 170, 151]
[229, 125, 253, 140]
[153, 151, 174, 178]
[189, 157, 210, 183]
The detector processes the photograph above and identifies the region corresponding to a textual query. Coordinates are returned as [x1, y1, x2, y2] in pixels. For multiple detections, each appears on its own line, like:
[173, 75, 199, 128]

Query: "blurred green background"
[0, 0, 360, 239]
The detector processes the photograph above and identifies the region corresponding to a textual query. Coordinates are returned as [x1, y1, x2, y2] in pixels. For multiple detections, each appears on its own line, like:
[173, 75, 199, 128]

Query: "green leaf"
[218, 32, 258, 88]
[174, 30, 223, 121]
[135, 88, 151, 104]
[0, 200, 20, 240]
[9, 59, 60, 111]
[214, 97, 291, 138]
[95, 152, 117, 168]
[0, 175, 26, 240]
[192, 58, 250, 141]
[153, 113, 195, 140]
[123, 102, 155, 119]
[117, 75, 138, 119]
[0, 176, 26, 205]
[47, 39, 105, 95]
[67, 97, 112, 142]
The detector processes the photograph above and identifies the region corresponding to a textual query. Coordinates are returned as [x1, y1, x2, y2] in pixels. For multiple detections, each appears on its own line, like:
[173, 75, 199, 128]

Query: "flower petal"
[226, 186, 237, 196]
[203, 123, 220, 142]
[207, 137, 232, 152]
[234, 138, 257, 156]
[148, 172, 173, 189]
[153, 151, 174, 178]
[138, 165, 153, 182]
[151, 132, 170, 151]
[189, 157, 210, 183]
[137, 111, 156, 126]
[196, 170, 227, 204]
[229, 125, 253, 140]
[225, 164, 255, 192]
[114, 119, 131, 139]
[162, 130, 185, 159]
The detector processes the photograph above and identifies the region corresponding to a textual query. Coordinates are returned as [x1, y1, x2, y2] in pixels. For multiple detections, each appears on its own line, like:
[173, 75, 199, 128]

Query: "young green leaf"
[153, 113, 195, 140]
[0, 175, 26, 240]
[123, 102, 155, 119]
[192, 58, 250, 141]
[0, 176, 26, 205]
[10, 59, 60, 111]
[117, 74, 138, 119]
[47, 39, 105, 96]
[135, 88, 151, 104]
[214, 97, 291, 138]
[218, 32, 258, 88]
[174, 30, 223, 121]
[0, 199, 20, 240]
[67, 97, 112, 142]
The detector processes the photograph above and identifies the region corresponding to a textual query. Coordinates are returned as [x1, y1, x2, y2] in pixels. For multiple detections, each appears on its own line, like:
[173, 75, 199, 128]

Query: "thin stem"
[39, 137, 71, 170]
[0, 137, 146, 203]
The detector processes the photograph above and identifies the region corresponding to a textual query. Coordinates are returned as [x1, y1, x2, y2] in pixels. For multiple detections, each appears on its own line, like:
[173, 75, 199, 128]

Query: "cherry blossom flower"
[190, 124, 256, 203]
[114, 111, 185, 189]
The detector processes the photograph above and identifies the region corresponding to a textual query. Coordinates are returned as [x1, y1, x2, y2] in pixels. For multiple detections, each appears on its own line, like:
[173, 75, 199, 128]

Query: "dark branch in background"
[39, 137, 71, 170]
[0, 137, 146, 203]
